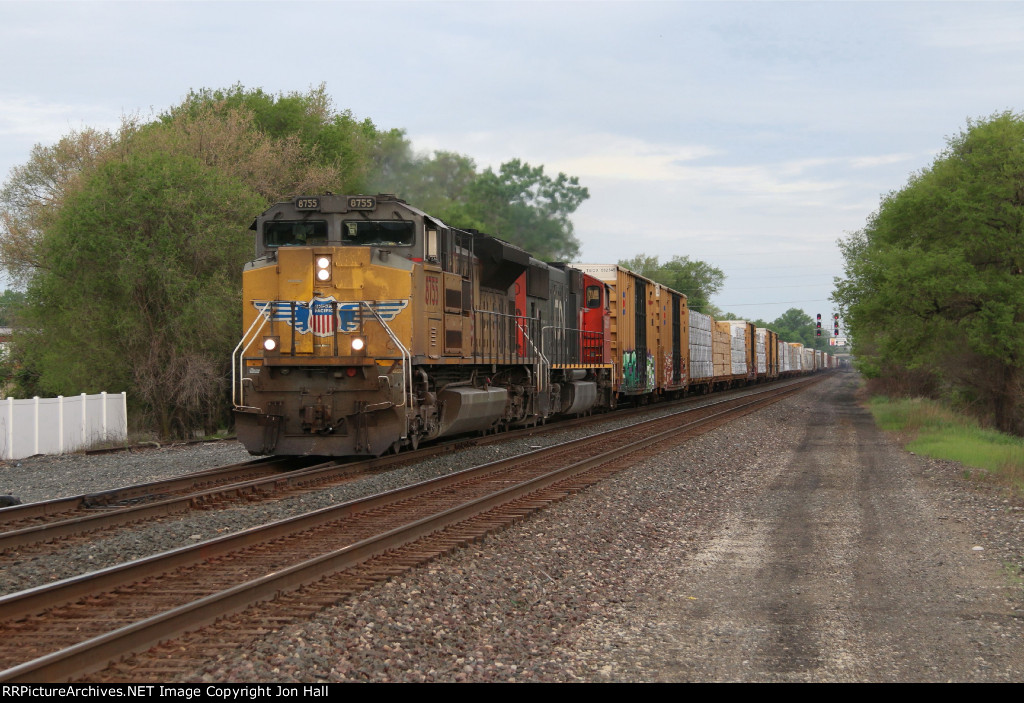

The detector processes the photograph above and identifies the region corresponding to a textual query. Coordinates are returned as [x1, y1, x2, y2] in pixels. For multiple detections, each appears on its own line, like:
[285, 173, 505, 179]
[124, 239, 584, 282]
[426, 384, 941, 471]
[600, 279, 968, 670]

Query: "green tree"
[370, 147, 483, 226]
[17, 151, 263, 436]
[0, 290, 25, 327]
[461, 159, 589, 261]
[367, 137, 589, 261]
[1, 90, 349, 296]
[769, 307, 817, 346]
[142, 101, 339, 201]
[617, 254, 660, 279]
[618, 254, 725, 313]
[0, 128, 114, 286]
[0, 86, 358, 436]
[834, 111, 1024, 433]
[164, 83, 384, 193]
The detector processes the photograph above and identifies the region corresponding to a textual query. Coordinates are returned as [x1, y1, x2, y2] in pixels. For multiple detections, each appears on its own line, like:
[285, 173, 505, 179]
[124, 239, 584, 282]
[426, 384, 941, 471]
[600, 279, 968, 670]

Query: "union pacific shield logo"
[253, 298, 409, 337]
[310, 297, 336, 336]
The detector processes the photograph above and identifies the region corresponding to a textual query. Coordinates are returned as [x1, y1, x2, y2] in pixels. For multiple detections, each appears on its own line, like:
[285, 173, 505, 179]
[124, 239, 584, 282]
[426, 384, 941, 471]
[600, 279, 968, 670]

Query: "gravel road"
[4, 370, 1023, 681]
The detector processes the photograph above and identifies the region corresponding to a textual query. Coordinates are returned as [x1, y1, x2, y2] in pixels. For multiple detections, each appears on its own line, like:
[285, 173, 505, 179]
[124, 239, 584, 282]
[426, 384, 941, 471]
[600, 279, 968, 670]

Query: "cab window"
[265, 220, 328, 247]
[343, 220, 415, 247]
[585, 285, 602, 309]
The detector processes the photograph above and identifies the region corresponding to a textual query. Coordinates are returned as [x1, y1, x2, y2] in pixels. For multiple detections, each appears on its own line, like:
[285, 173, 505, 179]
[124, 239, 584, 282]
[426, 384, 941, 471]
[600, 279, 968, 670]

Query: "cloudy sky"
[2, 0, 1022, 323]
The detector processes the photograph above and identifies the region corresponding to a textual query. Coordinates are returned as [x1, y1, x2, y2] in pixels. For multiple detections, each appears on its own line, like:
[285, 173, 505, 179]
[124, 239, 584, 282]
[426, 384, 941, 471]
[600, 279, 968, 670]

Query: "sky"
[2, 0, 1023, 324]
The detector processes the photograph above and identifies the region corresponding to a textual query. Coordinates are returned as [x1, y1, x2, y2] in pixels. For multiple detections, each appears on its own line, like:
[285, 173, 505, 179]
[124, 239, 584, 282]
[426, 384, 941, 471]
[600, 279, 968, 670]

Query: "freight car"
[575, 264, 688, 401]
[232, 194, 832, 457]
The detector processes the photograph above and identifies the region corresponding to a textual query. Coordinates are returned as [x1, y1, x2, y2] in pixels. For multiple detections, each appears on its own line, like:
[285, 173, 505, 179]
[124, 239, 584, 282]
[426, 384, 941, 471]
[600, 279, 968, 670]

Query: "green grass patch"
[1003, 561, 1024, 590]
[868, 396, 1024, 494]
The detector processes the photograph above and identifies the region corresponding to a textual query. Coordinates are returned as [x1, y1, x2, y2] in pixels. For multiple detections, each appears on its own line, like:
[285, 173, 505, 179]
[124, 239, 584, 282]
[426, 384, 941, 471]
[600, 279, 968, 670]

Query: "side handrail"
[517, 321, 548, 394]
[360, 302, 411, 423]
[540, 324, 605, 366]
[232, 302, 271, 409]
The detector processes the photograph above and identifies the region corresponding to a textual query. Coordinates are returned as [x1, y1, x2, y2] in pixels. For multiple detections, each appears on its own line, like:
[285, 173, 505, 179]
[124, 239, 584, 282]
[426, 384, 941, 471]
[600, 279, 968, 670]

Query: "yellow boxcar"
[577, 264, 688, 400]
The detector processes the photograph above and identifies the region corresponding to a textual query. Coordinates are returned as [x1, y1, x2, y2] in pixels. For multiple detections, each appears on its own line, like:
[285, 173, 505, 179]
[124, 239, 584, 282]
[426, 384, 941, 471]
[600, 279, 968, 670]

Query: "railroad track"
[0, 377, 819, 682]
[0, 456, 327, 552]
[0, 376, 823, 555]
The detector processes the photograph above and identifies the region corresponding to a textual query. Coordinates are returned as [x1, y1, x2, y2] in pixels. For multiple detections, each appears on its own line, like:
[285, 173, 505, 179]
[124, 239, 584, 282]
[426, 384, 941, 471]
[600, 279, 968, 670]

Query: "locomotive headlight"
[315, 256, 332, 282]
[351, 337, 365, 352]
[262, 336, 279, 352]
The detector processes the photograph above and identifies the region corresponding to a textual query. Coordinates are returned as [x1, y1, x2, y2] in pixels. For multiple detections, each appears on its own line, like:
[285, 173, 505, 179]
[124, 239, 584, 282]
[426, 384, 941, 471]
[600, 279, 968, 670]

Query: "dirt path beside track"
[571, 371, 1024, 681]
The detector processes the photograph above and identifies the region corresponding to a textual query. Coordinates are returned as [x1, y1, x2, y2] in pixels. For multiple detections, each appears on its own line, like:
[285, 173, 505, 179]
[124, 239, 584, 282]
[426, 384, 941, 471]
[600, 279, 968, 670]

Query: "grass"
[867, 396, 1024, 495]
[1004, 561, 1024, 591]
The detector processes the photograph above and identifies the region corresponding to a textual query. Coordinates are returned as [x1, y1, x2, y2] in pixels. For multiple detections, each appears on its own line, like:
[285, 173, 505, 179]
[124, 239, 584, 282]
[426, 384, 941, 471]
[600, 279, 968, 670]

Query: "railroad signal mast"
[829, 313, 849, 348]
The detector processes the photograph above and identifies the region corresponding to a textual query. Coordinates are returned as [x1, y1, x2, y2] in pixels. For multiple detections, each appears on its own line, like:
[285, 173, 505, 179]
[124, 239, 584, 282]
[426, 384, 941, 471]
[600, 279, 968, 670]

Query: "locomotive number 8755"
[232, 194, 616, 457]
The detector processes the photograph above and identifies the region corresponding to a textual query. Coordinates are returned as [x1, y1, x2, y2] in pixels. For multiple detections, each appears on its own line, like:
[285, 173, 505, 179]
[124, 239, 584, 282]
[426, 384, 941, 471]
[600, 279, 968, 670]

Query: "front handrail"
[232, 302, 271, 408]
[359, 302, 411, 429]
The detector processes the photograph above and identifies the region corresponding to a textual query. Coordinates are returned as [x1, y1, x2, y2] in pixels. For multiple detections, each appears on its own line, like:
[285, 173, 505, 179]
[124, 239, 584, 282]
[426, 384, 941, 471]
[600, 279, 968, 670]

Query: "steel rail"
[0, 457, 318, 550]
[0, 376, 825, 553]
[0, 379, 815, 682]
[0, 456, 287, 524]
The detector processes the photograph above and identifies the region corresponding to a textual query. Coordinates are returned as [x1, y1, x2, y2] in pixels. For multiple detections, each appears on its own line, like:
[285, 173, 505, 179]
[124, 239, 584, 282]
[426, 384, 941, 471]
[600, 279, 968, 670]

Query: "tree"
[143, 101, 339, 201]
[618, 254, 725, 313]
[834, 111, 1024, 433]
[370, 147, 483, 226]
[2, 89, 349, 298]
[461, 159, 589, 261]
[769, 308, 817, 346]
[364, 135, 590, 262]
[0, 86, 360, 437]
[17, 150, 263, 436]
[163, 84, 383, 193]
[366, 138, 591, 261]
[0, 128, 114, 286]
[0, 290, 25, 327]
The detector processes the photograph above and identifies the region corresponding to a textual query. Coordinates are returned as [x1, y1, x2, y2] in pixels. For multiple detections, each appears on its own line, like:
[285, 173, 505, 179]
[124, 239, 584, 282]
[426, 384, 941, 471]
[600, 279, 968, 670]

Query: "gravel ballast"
[2, 371, 1023, 682]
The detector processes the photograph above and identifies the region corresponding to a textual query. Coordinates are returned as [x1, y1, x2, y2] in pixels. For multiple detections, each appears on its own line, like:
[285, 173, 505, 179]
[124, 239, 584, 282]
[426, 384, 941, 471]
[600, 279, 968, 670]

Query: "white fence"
[0, 392, 128, 460]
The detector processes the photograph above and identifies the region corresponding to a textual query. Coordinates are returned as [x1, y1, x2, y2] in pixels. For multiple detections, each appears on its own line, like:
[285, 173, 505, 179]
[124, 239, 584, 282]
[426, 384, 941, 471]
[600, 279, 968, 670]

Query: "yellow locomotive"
[233, 194, 613, 456]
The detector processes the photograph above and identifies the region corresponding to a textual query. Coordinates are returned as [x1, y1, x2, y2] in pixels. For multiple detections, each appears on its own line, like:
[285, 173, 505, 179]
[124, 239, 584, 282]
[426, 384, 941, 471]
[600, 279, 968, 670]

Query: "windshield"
[265, 220, 328, 247]
[343, 220, 415, 247]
